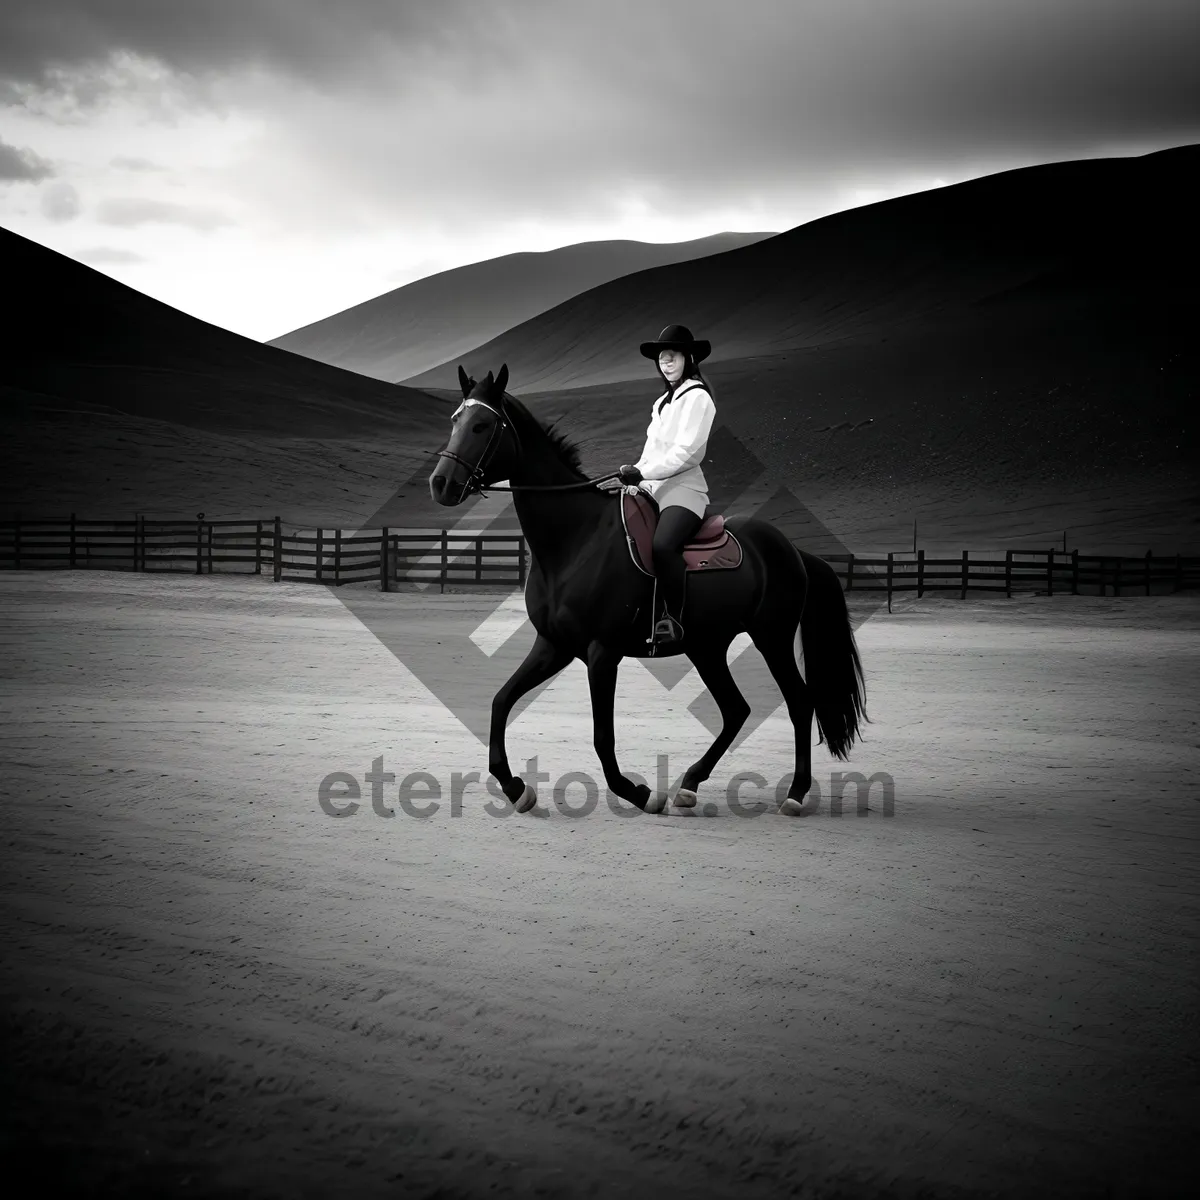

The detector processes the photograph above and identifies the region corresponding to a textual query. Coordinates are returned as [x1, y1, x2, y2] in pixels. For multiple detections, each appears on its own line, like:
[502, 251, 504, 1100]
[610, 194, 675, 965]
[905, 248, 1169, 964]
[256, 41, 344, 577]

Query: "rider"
[618, 324, 717, 647]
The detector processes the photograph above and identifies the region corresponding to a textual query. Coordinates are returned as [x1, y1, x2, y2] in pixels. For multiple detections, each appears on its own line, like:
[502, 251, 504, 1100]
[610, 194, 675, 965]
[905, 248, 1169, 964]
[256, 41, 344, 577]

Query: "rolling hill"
[0, 226, 451, 524]
[394, 146, 1198, 552]
[3, 146, 1195, 552]
[267, 232, 773, 383]
[405, 145, 1198, 394]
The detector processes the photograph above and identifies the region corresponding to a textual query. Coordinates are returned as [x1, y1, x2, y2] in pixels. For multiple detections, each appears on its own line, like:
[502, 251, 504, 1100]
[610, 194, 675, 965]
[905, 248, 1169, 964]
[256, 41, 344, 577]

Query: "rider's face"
[658, 349, 686, 382]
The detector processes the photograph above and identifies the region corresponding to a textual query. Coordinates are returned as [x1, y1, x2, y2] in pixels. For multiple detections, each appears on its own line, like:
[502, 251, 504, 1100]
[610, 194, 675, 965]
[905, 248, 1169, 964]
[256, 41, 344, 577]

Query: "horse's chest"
[526, 563, 639, 647]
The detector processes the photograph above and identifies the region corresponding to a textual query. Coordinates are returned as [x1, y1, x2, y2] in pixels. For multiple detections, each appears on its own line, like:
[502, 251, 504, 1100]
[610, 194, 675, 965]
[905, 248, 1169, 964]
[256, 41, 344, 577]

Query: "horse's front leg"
[586, 640, 652, 812]
[490, 633, 574, 812]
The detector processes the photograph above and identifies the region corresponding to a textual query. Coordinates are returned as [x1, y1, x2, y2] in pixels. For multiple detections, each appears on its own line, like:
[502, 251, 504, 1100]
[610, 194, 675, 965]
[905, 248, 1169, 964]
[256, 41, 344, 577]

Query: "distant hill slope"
[1, 225, 452, 522]
[2, 226, 444, 440]
[267, 233, 774, 383]
[403, 145, 1199, 393]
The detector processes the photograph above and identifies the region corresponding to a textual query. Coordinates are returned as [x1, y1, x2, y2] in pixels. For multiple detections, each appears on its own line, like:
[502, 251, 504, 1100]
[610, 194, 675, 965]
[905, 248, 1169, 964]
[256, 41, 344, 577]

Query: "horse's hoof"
[514, 784, 537, 813]
[778, 798, 805, 816]
[672, 789, 698, 808]
[644, 791, 669, 815]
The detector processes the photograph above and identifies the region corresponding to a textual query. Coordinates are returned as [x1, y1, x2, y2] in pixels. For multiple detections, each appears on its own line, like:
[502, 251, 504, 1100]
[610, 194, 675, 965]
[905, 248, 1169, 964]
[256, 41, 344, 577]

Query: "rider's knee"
[651, 538, 680, 567]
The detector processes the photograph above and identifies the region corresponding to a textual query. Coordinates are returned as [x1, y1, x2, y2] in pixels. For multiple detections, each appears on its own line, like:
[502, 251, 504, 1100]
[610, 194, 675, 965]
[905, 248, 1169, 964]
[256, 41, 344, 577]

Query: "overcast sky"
[1, 0, 1197, 341]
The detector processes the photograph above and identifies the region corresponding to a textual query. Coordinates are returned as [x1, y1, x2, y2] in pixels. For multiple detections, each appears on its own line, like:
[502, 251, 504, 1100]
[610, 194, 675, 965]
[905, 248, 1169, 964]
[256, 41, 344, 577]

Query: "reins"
[484, 477, 623, 493]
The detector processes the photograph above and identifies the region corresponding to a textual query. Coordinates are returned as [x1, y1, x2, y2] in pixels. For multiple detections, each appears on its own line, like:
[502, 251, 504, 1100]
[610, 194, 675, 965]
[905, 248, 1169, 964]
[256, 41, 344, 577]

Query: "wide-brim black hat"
[639, 323, 711, 363]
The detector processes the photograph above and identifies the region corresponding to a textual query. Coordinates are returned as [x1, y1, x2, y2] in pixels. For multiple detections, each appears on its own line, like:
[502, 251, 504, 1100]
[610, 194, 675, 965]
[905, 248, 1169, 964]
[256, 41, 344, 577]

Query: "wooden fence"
[0, 515, 527, 592]
[827, 548, 1200, 609]
[1, 515, 1197, 602]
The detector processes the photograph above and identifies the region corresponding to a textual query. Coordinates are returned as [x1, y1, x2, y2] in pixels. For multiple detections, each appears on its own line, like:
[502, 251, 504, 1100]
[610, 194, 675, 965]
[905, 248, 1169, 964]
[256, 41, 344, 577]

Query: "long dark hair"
[654, 351, 717, 414]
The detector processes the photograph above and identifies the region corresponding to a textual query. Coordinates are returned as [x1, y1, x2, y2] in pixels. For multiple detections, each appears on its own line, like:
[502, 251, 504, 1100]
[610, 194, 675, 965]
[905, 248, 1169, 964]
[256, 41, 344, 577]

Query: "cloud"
[0, 135, 54, 181]
[73, 245, 146, 263]
[202, 0, 1200, 243]
[40, 180, 80, 220]
[1, 1, 1196, 340]
[0, 4, 1196, 245]
[110, 154, 161, 171]
[1, 1, 1196, 156]
[0, 0, 515, 94]
[95, 196, 234, 230]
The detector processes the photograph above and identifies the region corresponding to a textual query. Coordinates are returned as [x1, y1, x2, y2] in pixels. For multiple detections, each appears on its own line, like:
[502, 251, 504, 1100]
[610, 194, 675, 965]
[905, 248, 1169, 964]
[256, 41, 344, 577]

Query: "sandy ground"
[1, 572, 1197, 1198]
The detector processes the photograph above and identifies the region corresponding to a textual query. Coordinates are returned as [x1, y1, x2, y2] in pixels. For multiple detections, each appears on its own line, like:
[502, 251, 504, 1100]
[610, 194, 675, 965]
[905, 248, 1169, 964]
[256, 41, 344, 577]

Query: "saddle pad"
[620, 489, 743, 575]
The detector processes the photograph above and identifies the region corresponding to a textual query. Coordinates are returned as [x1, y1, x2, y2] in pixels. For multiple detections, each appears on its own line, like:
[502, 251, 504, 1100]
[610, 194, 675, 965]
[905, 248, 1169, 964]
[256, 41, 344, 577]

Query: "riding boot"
[651, 558, 686, 646]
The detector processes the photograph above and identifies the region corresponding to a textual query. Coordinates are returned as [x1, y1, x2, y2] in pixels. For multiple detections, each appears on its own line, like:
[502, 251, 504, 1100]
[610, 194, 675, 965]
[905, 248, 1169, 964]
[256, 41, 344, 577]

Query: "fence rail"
[1, 515, 1198, 601]
[826, 548, 1200, 607]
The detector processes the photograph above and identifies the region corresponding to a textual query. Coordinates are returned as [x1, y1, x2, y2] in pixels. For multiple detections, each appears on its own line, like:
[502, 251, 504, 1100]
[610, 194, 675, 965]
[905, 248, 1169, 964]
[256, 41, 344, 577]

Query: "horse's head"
[428, 363, 515, 506]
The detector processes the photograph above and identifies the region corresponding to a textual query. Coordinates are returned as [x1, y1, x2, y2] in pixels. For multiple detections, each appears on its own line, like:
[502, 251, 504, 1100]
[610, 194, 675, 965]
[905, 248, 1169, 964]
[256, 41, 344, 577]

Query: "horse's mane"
[542, 418, 584, 474]
[502, 391, 586, 478]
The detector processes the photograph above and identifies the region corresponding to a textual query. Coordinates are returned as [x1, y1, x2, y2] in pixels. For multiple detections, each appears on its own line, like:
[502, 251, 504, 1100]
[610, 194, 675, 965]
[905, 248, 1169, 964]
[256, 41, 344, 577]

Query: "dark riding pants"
[652, 505, 704, 622]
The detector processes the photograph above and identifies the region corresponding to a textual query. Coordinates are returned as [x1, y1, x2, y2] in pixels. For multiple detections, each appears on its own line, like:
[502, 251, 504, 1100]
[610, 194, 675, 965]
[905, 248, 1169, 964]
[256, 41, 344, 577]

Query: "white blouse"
[634, 383, 715, 492]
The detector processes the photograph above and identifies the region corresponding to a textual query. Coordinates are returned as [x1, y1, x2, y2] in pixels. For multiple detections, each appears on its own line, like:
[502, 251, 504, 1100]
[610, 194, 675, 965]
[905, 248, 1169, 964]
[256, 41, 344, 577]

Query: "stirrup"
[650, 614, 685, 644]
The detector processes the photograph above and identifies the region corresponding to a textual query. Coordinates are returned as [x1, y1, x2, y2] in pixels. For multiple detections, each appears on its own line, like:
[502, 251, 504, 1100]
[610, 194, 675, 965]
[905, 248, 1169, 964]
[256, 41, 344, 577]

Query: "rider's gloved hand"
[617, 464, 643, 485]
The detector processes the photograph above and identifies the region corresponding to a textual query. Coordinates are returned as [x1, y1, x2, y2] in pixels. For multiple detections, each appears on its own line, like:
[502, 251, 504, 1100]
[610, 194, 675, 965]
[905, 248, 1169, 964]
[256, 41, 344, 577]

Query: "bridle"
[434, 397, 513, 497]
[435, 394, 621, 496]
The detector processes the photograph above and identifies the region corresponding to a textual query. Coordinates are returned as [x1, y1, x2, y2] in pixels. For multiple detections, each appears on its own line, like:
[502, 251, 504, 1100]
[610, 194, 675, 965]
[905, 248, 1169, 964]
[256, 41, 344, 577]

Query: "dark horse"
[428, 364, 867, 816]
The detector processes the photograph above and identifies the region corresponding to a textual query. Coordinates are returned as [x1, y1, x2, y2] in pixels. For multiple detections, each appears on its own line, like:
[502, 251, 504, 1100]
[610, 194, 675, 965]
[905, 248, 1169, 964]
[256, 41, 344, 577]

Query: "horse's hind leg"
[489, 633, 574, 812]
[752, 630, 815, 814]
[662, 642, 752, 814]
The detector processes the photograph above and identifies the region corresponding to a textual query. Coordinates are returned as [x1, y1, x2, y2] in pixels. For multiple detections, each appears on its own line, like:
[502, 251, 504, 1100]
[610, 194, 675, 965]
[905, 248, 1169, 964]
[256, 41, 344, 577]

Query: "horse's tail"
[798, 549, 867, 760]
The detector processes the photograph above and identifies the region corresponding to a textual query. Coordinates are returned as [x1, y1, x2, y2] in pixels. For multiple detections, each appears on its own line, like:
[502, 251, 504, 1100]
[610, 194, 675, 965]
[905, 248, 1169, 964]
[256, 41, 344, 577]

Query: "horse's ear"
[496, 363, 509, 395]
[457, 365, 471, 397]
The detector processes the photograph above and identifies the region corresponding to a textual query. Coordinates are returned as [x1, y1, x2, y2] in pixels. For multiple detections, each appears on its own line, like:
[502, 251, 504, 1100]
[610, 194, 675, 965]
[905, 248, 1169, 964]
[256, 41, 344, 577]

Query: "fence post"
[207, 521, 214, 573]
[1176, 553, 1183, 594]
[255, 521, 263, 575]
[916, 549, 924, 598]
[1113, 557, 1121, 596]
[886, 551, 893, 613]
[1071, 549, 1079, 595]
[1145, 549, 1152, 596]
[1046, 548, 1054, 596]
[846, 551, 854, 591]
[316, 528, 323, 584]
[380, 528, 389, 592]
[440, 530, 448, 594]
[474, 537, 482, 583]
[273, 516, 282, 582]
[195, 512, 204, 575]
[13, 513, 20, 570]
[1005, 549, 1012, 598]
[335, 528, 341, 587]
[136, 513, 143, 572]
[961, 549, 968, 599]
[518, 535, 526, 588]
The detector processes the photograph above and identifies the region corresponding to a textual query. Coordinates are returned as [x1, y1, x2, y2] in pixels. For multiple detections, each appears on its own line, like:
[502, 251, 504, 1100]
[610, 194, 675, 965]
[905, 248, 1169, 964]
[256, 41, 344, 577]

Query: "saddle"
[620, 487, 743, 575]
